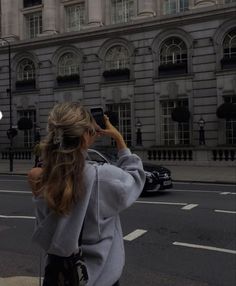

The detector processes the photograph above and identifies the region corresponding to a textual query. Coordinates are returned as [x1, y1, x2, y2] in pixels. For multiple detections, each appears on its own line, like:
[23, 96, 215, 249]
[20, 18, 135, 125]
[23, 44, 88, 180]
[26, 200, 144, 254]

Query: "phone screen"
[90, 107, 106, 129]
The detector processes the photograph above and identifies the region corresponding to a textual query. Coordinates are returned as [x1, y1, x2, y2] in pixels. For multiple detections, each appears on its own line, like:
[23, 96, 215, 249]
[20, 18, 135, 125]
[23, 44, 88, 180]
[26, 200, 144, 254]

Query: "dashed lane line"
[181, 204, 198, 210]
[123, 229, 147, 241]
[214, 209, 236, 214]
[0, 190, 31, 194]
[173, 241, 236, 255]
[171, 190, 236, 195]
[135, 200, 187, 206]
[0, 215, 36, 220]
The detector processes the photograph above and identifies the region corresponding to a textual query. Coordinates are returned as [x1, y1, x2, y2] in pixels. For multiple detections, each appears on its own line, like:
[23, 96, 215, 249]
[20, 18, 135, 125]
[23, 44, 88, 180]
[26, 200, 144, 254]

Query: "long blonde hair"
[38, 102, 96, 215]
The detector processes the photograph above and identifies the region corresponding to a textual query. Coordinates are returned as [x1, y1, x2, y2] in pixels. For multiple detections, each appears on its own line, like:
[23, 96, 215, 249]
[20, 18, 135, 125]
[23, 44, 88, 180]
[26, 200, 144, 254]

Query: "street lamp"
[135, 118, 142, 146]
[0, 38, 13, 171]
[198, 117, 205, 145]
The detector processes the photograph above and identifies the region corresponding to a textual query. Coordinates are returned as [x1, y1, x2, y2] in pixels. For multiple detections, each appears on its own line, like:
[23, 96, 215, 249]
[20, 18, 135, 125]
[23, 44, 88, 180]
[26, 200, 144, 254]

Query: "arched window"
[159, 37, 188, 76]
[221, 29, 236, 69]
[57, 52, 80, 86]
[105, 45, 129, 70]
[17, 59, 35, 81]
[58, 52, 79, 76]
[103, 45, 130, 80]
[223, 29, 236, 58]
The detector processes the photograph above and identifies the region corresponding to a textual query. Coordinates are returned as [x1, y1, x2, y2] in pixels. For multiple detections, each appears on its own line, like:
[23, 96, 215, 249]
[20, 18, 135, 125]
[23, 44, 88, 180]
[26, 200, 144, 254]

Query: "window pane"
[24, 0, 42, 8]
[105, 45, 129, 70]
[164, 0, 189, 15]
[160, 37, 187, 64]
[17, 59, 35, 81]
[225, 97, 236, 144]
[25, 12, 42, 39]
[223, 29, 236, 58]
[58, 53, 79, 76]
[111, 0, 134, 24]
[17, 110, 36, 148]
[160, 99, 190, 145]
[66, 3, 85, 32]
[106, 102, 132, 146]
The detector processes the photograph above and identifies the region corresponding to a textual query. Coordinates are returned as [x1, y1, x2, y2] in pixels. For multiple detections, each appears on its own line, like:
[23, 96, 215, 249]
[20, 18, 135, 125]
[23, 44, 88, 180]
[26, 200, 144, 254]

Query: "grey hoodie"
[32, 148, 145, 286]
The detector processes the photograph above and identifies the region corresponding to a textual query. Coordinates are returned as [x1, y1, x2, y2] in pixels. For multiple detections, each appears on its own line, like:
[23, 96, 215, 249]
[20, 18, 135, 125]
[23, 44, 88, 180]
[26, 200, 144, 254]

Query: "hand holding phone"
[90, 107, 106, 129]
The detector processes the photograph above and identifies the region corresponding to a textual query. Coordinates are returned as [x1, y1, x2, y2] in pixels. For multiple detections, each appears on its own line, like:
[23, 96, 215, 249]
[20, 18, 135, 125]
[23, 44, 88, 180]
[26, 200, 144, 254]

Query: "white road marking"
[123, 229, 147, 241]
[181, 204, 198, 210]
[0, 179, 26, 182]
[136, 200, 187, 206]
[171, 189, 220, 194]
[0, 214, 35, 220]
[174, 182, 236, 187]
[214, 209, 236, 214]
[172, 189, 236, 195]
[173, 241, 236, 255]
[0, 190, 31, 194]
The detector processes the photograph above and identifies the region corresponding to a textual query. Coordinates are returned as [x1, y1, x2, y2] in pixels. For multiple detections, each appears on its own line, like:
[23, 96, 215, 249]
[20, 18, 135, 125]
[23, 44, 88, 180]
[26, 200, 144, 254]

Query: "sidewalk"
[0, 277, 39, 286]
[0, 159, 235, 184]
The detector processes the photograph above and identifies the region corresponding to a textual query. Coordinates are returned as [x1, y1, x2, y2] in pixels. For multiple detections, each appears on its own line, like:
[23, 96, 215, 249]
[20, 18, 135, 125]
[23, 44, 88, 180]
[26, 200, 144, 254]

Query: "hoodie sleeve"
[97, 148, 146, 218]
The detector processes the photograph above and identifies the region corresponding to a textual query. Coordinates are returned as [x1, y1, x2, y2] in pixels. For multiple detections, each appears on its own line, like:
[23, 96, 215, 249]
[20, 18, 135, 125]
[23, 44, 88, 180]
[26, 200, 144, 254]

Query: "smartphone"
[90, 107, 106, 129]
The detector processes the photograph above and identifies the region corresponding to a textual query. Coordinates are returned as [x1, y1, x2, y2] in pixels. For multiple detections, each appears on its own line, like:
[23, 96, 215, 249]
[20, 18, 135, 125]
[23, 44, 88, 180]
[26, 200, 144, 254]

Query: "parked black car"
[87, 149, 173, 195]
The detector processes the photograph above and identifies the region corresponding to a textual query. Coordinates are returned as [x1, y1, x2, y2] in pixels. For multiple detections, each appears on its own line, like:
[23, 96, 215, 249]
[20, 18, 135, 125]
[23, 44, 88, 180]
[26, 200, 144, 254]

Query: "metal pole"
[1, 38, 13, 172]
[8, 42, 13, 172]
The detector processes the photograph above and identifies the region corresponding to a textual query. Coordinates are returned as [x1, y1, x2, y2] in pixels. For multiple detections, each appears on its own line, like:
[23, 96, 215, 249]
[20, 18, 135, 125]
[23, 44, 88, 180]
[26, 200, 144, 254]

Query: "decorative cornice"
[0, 5, 235, 53]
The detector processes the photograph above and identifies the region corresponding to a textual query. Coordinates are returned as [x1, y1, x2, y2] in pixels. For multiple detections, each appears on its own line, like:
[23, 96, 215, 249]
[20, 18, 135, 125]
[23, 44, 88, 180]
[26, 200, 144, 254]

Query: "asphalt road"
[0, 175, 235, 286]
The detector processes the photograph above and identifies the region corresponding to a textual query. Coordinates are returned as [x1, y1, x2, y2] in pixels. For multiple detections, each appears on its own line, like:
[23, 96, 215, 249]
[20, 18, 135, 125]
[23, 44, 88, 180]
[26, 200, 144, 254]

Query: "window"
[25, 12, 42, 39]
[223, 29, 236, 59]
[58, 52, 79, 76]
[17, 59, 35, 81]
[23, 0, 42, 8]
[17, 110, 36, 148]
[163, 0, 189, 15]
[160, 37, 187, 65]
[111, 0, 134, 24]
[160, 99, 190, 145]
[225, 97, 236, 145]
[105, 45, 129, 70]
[65, 3, 85, 32]
[159, 37, 188, 75]
[106, 103, 132, 146]
[221, 29, 236, 69]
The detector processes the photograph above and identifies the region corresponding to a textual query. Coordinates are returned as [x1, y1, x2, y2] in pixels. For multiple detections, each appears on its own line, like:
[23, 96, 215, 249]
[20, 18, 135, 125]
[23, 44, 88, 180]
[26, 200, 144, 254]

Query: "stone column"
[42, 0, 58, 35]
[87, 0, 103, 27]
[1, 0, 19, 40]
[137, 0, 155, 18]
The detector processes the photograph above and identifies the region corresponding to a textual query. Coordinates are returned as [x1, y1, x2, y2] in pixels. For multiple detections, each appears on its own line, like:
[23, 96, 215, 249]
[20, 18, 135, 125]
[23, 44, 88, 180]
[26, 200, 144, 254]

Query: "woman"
[28, 102, 145, 286]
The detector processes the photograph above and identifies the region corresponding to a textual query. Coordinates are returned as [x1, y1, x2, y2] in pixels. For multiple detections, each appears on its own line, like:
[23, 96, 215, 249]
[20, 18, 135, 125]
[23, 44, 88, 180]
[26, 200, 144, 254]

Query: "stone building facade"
[0, 0, 235, 165]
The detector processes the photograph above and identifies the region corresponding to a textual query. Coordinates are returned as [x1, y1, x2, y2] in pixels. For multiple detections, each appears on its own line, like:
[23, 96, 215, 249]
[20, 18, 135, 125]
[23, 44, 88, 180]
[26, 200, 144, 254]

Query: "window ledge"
[21, 5, 43, 13]
[53, 85, 84, 91]
[101, 79, 135, 86]
[154, 73, 193, 82]
[216, 69, 236, 76]
[13, 88, 40, 95]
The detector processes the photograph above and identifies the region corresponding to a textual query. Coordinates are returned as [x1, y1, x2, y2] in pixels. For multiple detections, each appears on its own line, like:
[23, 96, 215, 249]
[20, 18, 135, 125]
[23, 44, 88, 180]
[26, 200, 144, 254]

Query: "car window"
[87, 151, 107, 163]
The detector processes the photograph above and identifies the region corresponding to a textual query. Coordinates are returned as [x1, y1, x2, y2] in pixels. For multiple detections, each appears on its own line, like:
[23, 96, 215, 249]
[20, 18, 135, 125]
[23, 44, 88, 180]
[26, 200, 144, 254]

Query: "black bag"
[43, 248, 88, 286]
[43, 223, 88, 286]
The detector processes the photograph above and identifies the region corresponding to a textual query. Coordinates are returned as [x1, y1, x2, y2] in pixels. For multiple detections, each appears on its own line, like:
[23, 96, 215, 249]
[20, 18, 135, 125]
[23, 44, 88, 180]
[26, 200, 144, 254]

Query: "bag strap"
[78, 220, 84, 247]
